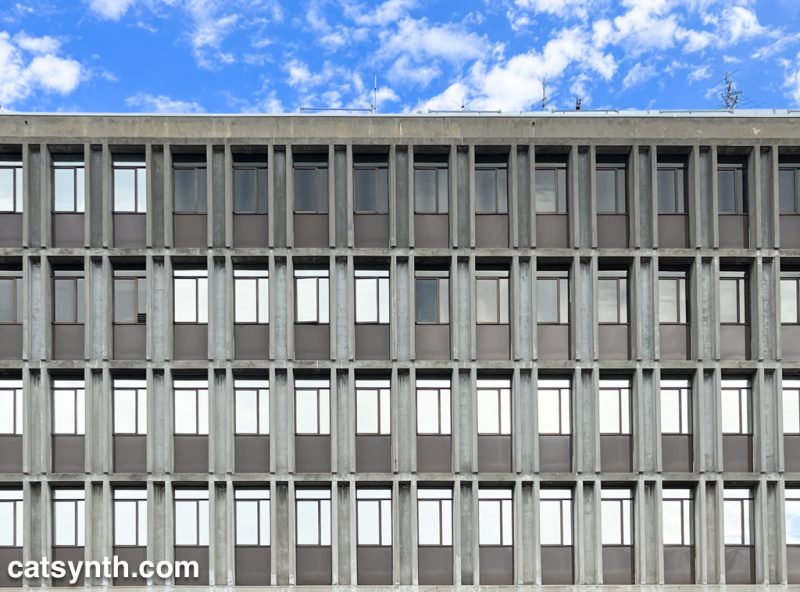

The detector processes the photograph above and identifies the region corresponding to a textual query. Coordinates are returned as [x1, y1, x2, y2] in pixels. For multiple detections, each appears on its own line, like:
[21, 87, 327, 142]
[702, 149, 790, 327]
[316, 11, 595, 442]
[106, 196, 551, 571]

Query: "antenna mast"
[541, 79, 549, 111]
[720, 72, 742, 110]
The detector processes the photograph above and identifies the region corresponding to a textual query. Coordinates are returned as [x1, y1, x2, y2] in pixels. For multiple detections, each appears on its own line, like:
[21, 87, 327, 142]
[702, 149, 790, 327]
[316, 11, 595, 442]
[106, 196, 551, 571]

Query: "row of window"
[1, 376, 791, 439]
[0, 484, 795, 549]
[4, 264, 796, 327]
[2, 153, 800, 215]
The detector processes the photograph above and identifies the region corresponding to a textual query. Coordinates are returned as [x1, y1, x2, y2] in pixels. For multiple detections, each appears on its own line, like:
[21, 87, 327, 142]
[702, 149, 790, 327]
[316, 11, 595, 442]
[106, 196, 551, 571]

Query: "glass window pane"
[296, 389, 318, 434]
[535, 169, 556, 212]
[660, 389, 681, 433]
[786, 499, 800, 543]
[437, 168, 449, 213]
[596, 169, 617, 213]
[234, 168, 257, 212]
[196, 278, 208, 323]
[719, 280, 739, 323]
[417, 390, 439, 434]
[662, 500, 683, 544]
[236, 500, 259, 545]
[539, 501, 561, 545]
[499, 279, 509, 323]
[318, 279, 329, 323]
[782, 280, 798, 324]
[115, 390, 137, 434]
[417, 500, 440, 545]
[114, 279, 136, 323]
[415, 279, 437, 323]
[114, 501, 136, 546]
[0, 503, 13, 545]
[358, 500, 380, 545]
[55, 502, 76, 546]
[54, 279, 74, 323]
[375, 168, 389, 213]
[723, 499, 743, 544]
[54, 391, 75, 434]
[236, 390, 258, 434]
[659, 279, 678, 323]
[356, 279, 378, 323]
[175, 502, 196, 545]
[174, 169, 195, 212]
[354, 168, 373, 212]
[415, 168, 436, 213]
[721, 390, 741, 433]
[174, 391, 197, 434]
[537, 279, 557, 323]
[259, 500, 270, 545]
[780, 170, 797, 214]
[601, 501, 621, 544]
[657, 169, 677, 213]
[75, 278, 85, 324]
[479, 501, 501, 545]
[497, 169, 508, 213]
[599, 390, 620, 433]
[235, 279, 257, 323]
[294, 168, 315, 212]
[114, 169, 136, 212]
[538, 389, 559, 434]
[718, 170, 736, 213]
[439, 279, 449, 323]
[357, 389, 378, 433]
[54, 169, 74, 211]
[477, 390, 499, 434]
[296, 501, 319, 545]
[598, 280, 618, 323]
[256, 168, 268, 213]
[295, 278, 317, 323]
[476, 280, 496, 323]
[380, 389, 391, 434]
[0, 280, 14, 322]
[475, 169, 495, 213]
[0, 169, 13, 211]
[174, 278, 197, 323]
[75, 169, 85, 212]
[136, 168, 147, 212]
[784, 390, 800, 434]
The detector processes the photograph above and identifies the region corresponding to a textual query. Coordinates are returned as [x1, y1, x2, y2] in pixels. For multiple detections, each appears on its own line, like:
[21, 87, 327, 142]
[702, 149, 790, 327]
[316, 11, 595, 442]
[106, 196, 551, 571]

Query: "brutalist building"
[1, 113, 800, 588]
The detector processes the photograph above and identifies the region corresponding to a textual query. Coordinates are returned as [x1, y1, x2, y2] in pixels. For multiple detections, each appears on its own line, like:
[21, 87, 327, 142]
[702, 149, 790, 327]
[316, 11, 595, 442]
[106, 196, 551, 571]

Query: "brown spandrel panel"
[296, 546, 332, 585]
[781, 215, 800, 248]
[113, 324, 145, 360]
[536, 214, 569, 248]
[173, 435, 208, 473]
[174, 546, 209, 585]
[235, 546, 271, 585]
[113, 435, 146, 473]
[52, 435, 84, 473]
[233, 213, 268, 248]
[0, 548, 23, 587]
[602, 545, 634, 584]
[0, 214, 22, 247]
[540, 546, 573, 584]
[725, 545, 755, 584]
[51, 547, 85, 587]
[173, 214, 207, 248]
[0, 435, 22, 473]
[539, 435, 572, 472]
[782, 325, 800, 361]
[598, 324, 629, 360]
[722, 434, 752, 472]
[354, 213, 389, 247]
[662, 434, 693, 473]
[479, 546, 513, 584]
[356, 434, 391, 473]
[294, 214, 328, 248]
[0, 324, 22, 360]
[476, 324, 510, 360]
[597, 214, 628, 248]
[173, 324, 208, 360]
[785, 435, 800, 472]
[113, 546, 147, 586]
[414, 214, 448, 248]
[113, 213, 146, 248]
[788, 545, 800, 583]
[418, 546, 452, 584]
[416, 434, 451, 473]
[234, 435, 270, 473]
[477, 435, 511, 473]
[52, 213, 84, 248]
[52, 325, 84, 360]
[719, 214, 748, 248]
[475, 214, 508, 248]
[357, 546, 392, 585]
[295, 435, 331, 473]
[664, 545, 694, 584]
[600, 434, 632, 473]
[294, 324, 329, 360]
[660, 324, 689, 360]
[658, 214, 689, 248]
[720, 324, 750, 360]
[355, 324, 390, 360]
[234, 324, 269, 360]
[537, 324, 569, 360]
[415, 324, 450, 360]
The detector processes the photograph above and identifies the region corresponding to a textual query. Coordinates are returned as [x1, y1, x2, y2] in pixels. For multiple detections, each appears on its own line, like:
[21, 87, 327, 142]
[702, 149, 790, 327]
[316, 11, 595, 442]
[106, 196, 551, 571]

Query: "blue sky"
[1, 0, 799, 114]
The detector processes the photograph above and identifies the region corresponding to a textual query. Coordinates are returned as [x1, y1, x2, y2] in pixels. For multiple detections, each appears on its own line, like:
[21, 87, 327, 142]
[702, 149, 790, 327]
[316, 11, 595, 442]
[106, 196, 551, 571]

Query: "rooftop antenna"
[372, 76, 378, 114]
[720, 71, 742, 110]
[541, 79, 550, 111]
[575, 96, 582, 111]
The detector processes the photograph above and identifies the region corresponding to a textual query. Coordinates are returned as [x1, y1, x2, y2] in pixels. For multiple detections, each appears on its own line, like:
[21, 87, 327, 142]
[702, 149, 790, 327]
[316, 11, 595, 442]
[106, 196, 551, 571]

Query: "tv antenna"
[720, 71, 742, 110]
[575, 96, 582, 111]
[541, 79, 550, 111]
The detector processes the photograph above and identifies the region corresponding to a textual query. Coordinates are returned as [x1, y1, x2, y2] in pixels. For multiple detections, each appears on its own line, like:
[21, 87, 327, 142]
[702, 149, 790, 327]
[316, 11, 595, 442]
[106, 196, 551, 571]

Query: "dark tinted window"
[234, 166, 268, 213]
[173, 167, 207, 213]
[294, 166, 328, 213]
[354, 166, 388, 213]
[535, 166, 567, 213]
[475, 165, 508, 214]
[717, 159, 746, 214]
[415, 166, 448, 213]
[658, 165, 686, 213]
[596, 166, 626, 213]
[780, 168, 799, 214]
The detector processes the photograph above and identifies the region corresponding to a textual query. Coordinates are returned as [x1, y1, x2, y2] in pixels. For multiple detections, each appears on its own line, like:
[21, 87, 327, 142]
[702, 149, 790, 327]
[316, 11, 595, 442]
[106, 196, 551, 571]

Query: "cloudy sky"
[1, 0, 799, 114]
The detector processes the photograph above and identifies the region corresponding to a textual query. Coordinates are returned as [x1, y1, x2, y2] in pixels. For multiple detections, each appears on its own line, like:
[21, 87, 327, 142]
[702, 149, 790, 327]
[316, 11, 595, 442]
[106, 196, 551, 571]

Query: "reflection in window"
[173, 164, 207, 213]
[475, 157, 508, 214]
[783, 379, 800, 435]
[723, 488, 753, 545]
[354, 162, 388, 214]
[477, 378, 511, 435]
[295, 379, 330, 435]
[113, 269, 146, 324]
[414, 162, 448, 214]
[785, 488, 800, 544]
[53, 270, 85, 324]
[719, 270, 747, 324]
[478, 489, 512, 546]
[596, 160, 626, 214]
[418, 488, 452, 546]
[235, 488, 270, 546]
[296, 489, 331, 545]
[601, 488, 632, 545]
[355, 270, 389, 324]
[173, 379, 209, 436]
[416, 378, 451, 435]
[415, 270, 449, 324]
[780, 166, 800, 214]
[538, 379, 571, 435]
[294, 269, 329, 324]
[657, 161, 686, 214]
[174, 489, 209, 546]
[0, 270, 23, 324]
[718, 159, 746, 214]
[234, 379, 269, 435]
[781, 272, 800, 324]
[293, 158, 328, 213]
[535, 161, 567, 213]
[721, 379, 751, 435]
[113, 158, 147, 213]
[662, 488, 692, 545]
[598, 270, 628, 324]
[53, 158, 85, 213]
[658, 271, 688, 324]
[537, 270, 569, 324]
[234, 161, 268, 214]
[0, 159, 23, 213]
[356, 379, 390, 435]
[476, 270, 509, 324]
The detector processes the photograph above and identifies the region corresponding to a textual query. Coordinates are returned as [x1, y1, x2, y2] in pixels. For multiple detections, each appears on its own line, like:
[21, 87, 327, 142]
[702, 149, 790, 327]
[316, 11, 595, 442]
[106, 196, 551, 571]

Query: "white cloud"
[785, 52, 800, 104]
[688, 65, 711, 82]
[125, 92, 205, 113]
[720, 5, 765, 44]
[87, 0, 136, 20]
[343, 0, 416, 26]
[378, 17, 489, 64]
[622, 61, 655, 90]
[387, 55, 440, 87]
[0, 31, 83, 107]
[513, 0, 591, 19]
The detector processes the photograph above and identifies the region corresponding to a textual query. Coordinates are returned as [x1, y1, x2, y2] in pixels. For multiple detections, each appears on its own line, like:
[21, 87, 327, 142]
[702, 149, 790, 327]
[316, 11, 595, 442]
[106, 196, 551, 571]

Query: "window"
[476, 270, 509, 324]
[293, 159, 328, 213]
[599, 379, 631, 435]
[538, 379, 571, 435]
[295, 269, 329, 324]
[52, 380, 85, 435]
[657, 161, 686, 214]
[0, 270, 22, 324]
[52, 158, 85, 213]
[0, 159, 23, 213]
[354, 162, 388, 214]
[601, 488, 632, 545]
[0, 379, 22, 435]
[783, 379, 800, 434]
[721, 379, 751, 435]
[537, 271, 569, 324]
[659, 271, 688, 324]
[535, 161, 567, 213]
[785, 488, 800, 544]
[598, 270, 628, 324]
[173, 269, 208, 324]
[477, 378, 511, 435]
[53, 270, 85, 324]
[235, 379, 269, 435]
[173, 164, 207, 213]
[355, 270, 389, 324]
[723, 488, 753, 545]
[234, 161, 268, 214]
[662, 488, 693, 545]
[53, 489, 85, 546]
[357, 489, 391, 546]
[660, 379, 690, 435]
[234, 269, 268, 324]
[540, 489, 572, 545]
[113, 158, 146, 213]
[780, 165, 800, 214]
[113, 379, 146, 435]
[295, 379, 330, 435]
[113, 489, 146, 546]
[718, 160, 746, 214]
[416, 378, 451, 435]
[417, 488, 452, 545]
[0, 490, 23, 547]
[356, 379, 390, 435]
[415, 270, 449, 324]
[415, 162, 448, 214]
[173, 379, 209, 436]
[781, 272, 800, 324]
[478, 489, 512, 546]
[235, 488, 270, 546]
[296, 489, 331, 545]
[475, 159, 508, 214]
[719, 270, 747, 324]
[113, 270, 146, 324]
[174, 489, 209, 546]
[596, 161, 626, 214]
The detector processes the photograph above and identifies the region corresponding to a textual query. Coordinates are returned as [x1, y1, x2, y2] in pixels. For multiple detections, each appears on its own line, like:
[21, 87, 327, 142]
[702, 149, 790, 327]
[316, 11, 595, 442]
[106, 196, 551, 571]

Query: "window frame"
[234, 269, 269, 325]
[474, 161, 508, 215]
[415, 270, 449, 325]
[658, 270, 688, 325]
[353, 163, 389, 214]
[721, 379, 751, 435]
[595, 162, 627, 214]
[780, 272, 800, 325]
[599, 379, 631, 435]
[656, 161, 687, 214]
[113, 269, 147, 325]
[293, 162, 329, 214]
[173, 269, 208, 324]
[0, 379, 23, 436]
[174, 488, 210, 546]
[537, 270, 569, 324]
[296, 488, 331, 546]
[52, 379, 85, 436]
[173, 379, 209, 436]
[476, 378, 511, 436]
[416, 378, 451, 436]
[295, 379, 330, 436]
[294, 269, 329, 324]
[52, 159, 85, 213]
[0, 490, 23, 547]
[476, 270, 510, 325]
[417, 488, 453, 546]
[785, 486, 800, 544]
[717, 161, 747, 214]
[539, 488, 573, 546]
[719, 270, 748, 325]
[356, 488, 392, 546]
[534, 162, 568, 214]
[113, 489, 147, 547]
[0, 270, 23, 324]
[172, 163, 207, 214]
[538, 378, 571, 435]
[112, 160, 147, 213]
[234, 488, 270, 547]
[53, 270, 85, 325]
[783, 379, 800, 435]
[662, 488, 693, 546]
[601, 488, 633, 546]
[234, 379, 269, 435]
[355, 379, 391, 436]
[598, 270, 628, 324]
[660, 379, 691, 435]
[478, 488, 513, 547]
[53, 488, 86, 547]
[0, 160, 23, 213]
[723, 488, 753, 545]
[414, 163, 449, 214]
[354, 269, 390, 325]
[233, 162, 268, 214]
[112, 378, 147, 436]
[779, 165, 800, 214]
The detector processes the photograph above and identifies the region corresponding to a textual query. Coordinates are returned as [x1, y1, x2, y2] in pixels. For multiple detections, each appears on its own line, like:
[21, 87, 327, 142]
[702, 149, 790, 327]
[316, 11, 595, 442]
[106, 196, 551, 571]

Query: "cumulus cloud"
[378, 17, 490, 64]
[87, 0, 136, 20]
[622, 62, 656, 89]
[125, 92, 205, 113]
[513, 0, 592, 19]
[0, 31, 82, 107]
[785, 52, 800, 104]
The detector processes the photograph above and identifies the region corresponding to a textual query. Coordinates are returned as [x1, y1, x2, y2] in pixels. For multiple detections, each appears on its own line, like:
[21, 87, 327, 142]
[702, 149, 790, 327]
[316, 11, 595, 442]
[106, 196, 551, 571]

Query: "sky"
[1, 0, 800, 114]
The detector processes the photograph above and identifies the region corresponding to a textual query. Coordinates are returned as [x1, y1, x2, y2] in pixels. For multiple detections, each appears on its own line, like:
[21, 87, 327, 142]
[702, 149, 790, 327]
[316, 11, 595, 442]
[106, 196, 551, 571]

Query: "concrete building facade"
[0, 113, 799, 588]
